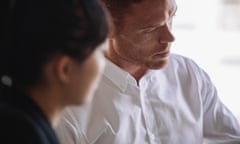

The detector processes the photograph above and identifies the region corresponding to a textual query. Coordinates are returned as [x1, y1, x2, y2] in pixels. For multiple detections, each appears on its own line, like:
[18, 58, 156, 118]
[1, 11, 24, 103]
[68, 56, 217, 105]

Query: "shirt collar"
[104, 58, 137, 92]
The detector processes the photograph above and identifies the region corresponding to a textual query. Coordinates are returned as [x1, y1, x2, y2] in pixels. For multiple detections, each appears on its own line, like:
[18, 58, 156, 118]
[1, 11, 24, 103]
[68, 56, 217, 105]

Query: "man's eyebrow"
[136, 25, 159, 33]
[138, 18, 165, 31]
[136, 6, 178, 32]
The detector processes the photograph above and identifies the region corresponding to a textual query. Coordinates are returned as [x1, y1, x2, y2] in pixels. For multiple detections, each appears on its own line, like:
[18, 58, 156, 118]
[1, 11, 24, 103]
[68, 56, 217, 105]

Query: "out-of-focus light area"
[172, 0, 240, 120]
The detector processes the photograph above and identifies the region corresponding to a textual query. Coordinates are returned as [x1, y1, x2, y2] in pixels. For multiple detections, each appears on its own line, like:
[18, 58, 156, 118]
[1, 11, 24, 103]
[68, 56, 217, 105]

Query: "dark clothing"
[0, 87, 60, 144]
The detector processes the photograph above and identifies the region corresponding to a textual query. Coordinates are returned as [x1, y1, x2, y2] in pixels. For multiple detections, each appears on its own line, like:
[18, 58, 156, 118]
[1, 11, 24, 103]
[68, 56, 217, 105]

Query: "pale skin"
[105, 0, 177, 83]
[26, 43, 106, 127]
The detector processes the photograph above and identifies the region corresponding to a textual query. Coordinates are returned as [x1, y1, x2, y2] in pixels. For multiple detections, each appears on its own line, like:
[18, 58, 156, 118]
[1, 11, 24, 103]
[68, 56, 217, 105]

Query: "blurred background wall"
[172, 0, 240, 120]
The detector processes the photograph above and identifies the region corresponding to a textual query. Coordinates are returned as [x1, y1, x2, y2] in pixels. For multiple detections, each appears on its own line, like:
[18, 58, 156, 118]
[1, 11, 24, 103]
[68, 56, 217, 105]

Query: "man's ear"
[55, 55, 73, 84]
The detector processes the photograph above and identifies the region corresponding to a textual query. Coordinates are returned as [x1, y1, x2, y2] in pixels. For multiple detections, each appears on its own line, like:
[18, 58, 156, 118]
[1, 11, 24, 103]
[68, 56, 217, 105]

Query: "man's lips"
[153, 51, 170, 58]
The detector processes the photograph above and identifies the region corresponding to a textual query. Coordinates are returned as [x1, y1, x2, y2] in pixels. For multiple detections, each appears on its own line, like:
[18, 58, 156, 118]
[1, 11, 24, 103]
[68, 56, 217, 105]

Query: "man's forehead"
[126, 0, 177, 28]
[130, 0, 177, 12]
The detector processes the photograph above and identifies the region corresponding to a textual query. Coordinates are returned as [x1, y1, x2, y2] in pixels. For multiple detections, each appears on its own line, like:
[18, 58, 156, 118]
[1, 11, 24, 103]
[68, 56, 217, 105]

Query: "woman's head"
[0, 0, 109, 104]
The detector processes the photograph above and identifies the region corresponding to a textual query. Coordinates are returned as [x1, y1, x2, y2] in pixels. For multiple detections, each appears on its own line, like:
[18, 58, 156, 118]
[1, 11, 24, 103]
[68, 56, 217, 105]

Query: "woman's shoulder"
[0, 104, 53, 144]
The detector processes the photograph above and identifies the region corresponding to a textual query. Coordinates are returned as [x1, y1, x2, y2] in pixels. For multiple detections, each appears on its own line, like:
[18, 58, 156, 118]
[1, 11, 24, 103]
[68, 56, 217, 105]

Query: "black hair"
[0, 0, 109, 90]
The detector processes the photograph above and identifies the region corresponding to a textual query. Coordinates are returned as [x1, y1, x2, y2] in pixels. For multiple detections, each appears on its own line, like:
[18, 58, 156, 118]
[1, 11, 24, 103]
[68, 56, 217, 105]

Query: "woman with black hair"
[0, 0, 109, 143]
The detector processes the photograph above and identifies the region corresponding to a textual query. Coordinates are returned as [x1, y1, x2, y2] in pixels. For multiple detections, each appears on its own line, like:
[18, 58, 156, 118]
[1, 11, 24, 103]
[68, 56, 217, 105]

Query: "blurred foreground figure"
[0, 0, 108, 143]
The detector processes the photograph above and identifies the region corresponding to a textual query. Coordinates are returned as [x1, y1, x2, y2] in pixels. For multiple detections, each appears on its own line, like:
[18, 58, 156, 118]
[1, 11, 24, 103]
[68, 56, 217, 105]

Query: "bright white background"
[171, 0, 240, 120]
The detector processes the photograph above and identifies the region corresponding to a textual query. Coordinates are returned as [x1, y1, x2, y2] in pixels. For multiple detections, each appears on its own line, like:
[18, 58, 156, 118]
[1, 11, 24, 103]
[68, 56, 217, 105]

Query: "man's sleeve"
[201, 70, 240, 144]
[56, 116, 87, 144]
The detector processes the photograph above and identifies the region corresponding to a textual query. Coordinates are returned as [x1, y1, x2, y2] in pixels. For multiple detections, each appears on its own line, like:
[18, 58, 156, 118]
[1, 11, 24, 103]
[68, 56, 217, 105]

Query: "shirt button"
[149, 133, 156, 140]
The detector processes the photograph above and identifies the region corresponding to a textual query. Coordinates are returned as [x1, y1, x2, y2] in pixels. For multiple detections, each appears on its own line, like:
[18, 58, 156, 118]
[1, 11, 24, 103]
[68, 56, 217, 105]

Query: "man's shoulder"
[168, 53, 201, 71]
[157, 53, 206, 79]
[169, 53, 195, 65]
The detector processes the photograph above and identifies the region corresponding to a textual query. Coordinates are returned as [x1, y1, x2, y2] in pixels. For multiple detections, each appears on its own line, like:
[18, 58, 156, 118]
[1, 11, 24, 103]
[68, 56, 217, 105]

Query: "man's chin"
[146, 59, 169, 69]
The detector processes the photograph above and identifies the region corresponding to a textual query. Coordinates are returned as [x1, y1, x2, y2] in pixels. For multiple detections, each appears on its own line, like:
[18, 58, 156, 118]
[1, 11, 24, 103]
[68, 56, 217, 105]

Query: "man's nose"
[158, 24, 175, 43]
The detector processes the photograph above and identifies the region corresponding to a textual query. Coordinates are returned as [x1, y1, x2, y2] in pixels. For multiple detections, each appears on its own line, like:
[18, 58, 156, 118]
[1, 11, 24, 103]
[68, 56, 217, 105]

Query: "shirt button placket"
[140, 79, 158, 144]
[140, 77, 161, 144]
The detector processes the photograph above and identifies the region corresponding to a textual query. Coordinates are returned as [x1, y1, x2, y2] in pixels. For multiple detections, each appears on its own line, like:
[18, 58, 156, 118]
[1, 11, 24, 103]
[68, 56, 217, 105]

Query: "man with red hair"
[56, 0, 240, 143]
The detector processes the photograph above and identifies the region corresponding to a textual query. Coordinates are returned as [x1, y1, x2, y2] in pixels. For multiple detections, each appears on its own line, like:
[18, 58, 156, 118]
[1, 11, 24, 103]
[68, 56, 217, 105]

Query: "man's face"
[112, 0, 177, 69]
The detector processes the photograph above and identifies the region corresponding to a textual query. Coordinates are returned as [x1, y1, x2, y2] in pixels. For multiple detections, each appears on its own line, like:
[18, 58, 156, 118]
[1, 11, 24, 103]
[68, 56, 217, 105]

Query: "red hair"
[101, 0, 143, 33]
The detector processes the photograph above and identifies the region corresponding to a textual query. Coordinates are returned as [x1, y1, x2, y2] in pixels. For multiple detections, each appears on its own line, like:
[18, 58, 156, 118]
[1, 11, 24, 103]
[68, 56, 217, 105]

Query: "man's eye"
[143, 28, 156, 33]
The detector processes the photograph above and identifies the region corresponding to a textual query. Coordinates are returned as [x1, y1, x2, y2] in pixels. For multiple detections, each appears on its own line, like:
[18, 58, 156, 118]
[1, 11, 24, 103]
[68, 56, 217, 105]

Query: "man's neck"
[105, 49, 148, 83]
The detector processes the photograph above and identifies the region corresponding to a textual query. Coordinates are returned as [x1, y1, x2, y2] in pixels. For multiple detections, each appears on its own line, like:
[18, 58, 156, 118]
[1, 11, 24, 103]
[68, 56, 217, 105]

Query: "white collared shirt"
[56, 54, 240, 144]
